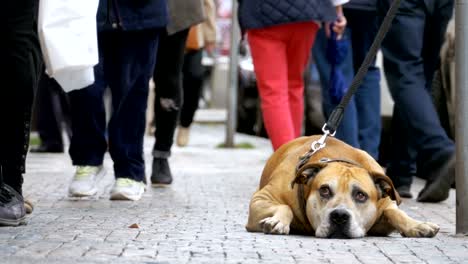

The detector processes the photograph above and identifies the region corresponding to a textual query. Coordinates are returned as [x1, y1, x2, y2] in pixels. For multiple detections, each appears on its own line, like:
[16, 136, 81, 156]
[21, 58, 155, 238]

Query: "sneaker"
[68, 166, 105, 197]
[151, 158, 173, 186]
[176, 126, 190, 147]
[110, 178, 146, 201]
[0, 184, 26, 226]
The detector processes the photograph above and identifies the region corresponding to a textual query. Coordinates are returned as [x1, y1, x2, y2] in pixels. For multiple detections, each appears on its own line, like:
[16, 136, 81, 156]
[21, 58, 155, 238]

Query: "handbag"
[186, 24, 204, 51]
[38, 0, 99, 92]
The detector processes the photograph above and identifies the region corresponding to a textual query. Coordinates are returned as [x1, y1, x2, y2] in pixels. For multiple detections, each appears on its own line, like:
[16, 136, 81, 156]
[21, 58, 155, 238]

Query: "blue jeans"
[312, 9, 381, 160]
[69, 29, 160, 182]
[379, 0, 455, 186]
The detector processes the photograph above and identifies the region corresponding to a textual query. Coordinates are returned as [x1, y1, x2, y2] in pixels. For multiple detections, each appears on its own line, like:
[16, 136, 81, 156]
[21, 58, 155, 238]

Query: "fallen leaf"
[128, 223, 139, 229]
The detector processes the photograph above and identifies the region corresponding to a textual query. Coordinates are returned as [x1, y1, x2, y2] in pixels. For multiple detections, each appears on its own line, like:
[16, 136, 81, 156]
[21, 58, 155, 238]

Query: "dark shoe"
[396, 185, 413, 198]
[417, 154, 455, 203]
[0, 184, 26, 226]
[151, 158, 173, 186]
[30, 144, 63, 153]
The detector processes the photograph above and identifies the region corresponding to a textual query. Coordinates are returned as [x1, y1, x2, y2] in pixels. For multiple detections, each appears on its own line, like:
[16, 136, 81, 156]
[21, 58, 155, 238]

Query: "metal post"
[225, 0, 240, 148]
[455, 0, 468, 235]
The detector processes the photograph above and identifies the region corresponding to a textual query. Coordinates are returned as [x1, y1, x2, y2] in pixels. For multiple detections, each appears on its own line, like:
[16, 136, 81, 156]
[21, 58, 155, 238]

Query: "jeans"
[312, 9, 381, 160]
[69, 29, 160, 182]
[378, 0, 455, 186]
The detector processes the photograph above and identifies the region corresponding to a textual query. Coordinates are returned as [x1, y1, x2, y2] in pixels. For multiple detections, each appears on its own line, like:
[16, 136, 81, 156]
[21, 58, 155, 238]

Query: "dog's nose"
[330, 209, 350, 225]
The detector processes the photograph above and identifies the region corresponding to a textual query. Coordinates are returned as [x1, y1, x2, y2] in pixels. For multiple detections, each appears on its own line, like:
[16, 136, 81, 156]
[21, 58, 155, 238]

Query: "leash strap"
[324, 0, 402, 134]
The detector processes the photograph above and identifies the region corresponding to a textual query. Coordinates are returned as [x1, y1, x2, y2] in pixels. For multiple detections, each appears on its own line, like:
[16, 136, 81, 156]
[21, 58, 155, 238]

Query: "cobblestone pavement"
[1, 123, 467, 263]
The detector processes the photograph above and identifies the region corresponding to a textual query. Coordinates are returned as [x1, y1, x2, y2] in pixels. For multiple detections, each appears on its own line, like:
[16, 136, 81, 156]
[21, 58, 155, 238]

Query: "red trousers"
[248, 22, 319, 150]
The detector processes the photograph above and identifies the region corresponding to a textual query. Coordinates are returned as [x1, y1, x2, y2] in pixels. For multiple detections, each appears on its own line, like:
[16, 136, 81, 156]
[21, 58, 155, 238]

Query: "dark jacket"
[97, 0, 168, 31]
[238, 0, 337, 31]
[344, 0, 377, 11]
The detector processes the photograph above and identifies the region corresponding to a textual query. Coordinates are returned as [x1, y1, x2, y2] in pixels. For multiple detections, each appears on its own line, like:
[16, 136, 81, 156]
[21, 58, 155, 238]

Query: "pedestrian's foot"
[396, 185, 413, 198]
[417, 154, 455, 203]
[24, 199, 34, 214]
[30, 144, 63, 153]
[110, 178, 146, 201]
[176, 126, 190, 147]
[0, 184, 26, 226]
[68, 166, 105, 197]
[151, 158, 173, 186]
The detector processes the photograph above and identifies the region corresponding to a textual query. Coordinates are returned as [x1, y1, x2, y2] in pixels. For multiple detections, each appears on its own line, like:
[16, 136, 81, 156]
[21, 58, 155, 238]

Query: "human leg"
[286, 22, 319, 137]
[248, 26, 290, 150]
[103, 29, 160, 183]
[0, 0, 41, 225]
[177, 49, 205, 147]
[379, 0, 455, 202]
[346, 8, 382, 159]
[152, 29, 189, 185]
[312, 28, 359, 147]
[31, 72, 65, 153]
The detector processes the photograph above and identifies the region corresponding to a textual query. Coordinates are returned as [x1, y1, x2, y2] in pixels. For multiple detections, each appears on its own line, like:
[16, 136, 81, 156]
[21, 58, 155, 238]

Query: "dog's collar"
[317, 157, 363, 168]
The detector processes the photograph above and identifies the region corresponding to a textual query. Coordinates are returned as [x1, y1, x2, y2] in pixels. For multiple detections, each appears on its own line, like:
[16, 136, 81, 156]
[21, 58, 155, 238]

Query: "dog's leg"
[378, 199, 440, 237]
[246, 192, 293, 235]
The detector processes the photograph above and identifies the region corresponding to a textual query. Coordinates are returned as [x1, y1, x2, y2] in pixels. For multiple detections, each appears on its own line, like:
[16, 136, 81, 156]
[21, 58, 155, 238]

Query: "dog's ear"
[291, 163, 327, 188]
[370, 172, 402, 205]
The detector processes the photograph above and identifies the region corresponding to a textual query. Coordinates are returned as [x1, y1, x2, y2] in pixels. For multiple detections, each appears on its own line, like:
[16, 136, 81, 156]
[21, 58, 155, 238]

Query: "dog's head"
[293, 160, 400, 238]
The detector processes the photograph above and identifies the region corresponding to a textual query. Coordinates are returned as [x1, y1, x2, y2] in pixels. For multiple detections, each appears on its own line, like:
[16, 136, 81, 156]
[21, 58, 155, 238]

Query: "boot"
[151, 158, 173, 186]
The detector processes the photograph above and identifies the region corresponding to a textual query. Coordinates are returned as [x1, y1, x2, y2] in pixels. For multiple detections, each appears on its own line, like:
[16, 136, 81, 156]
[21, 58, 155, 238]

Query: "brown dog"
[246, 136, 440, 238]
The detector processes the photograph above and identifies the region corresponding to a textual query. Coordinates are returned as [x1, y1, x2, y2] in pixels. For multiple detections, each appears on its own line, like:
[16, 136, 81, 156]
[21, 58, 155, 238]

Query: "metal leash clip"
[310, 124, 336, 152]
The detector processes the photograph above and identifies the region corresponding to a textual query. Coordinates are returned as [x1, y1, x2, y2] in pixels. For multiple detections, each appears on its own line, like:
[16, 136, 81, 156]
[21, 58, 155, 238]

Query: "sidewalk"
[1, 114, 467, 263]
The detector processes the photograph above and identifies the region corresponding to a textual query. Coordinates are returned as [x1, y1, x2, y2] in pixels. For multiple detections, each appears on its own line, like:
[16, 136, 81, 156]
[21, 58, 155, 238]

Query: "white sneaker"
[110, 178, 146, 201]
[68, 166, 105, 197]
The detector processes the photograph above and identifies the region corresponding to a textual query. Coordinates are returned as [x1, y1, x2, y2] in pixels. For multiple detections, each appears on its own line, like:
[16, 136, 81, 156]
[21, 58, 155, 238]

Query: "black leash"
[295, 0, 403, 177]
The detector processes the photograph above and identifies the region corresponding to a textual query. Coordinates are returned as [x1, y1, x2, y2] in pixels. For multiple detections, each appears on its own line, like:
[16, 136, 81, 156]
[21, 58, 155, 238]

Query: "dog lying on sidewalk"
[246, 136, 439, 238]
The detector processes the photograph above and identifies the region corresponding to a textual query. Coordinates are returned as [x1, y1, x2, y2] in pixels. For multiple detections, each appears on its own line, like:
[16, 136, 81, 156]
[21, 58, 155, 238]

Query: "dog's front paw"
[402, 221, 440, 237]
[259, 217, 290, 235]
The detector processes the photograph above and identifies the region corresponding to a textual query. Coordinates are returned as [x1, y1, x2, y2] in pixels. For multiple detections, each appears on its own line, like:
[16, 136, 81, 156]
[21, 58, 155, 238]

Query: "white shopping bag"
[38, 0, 99, 92]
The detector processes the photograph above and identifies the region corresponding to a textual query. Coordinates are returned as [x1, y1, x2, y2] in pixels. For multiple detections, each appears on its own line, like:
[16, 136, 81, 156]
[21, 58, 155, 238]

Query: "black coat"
[97, 0, 168, 31]
[238, 0, 337, 31]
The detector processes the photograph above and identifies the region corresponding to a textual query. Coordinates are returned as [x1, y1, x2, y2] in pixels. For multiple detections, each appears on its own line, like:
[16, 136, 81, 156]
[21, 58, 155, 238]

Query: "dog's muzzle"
[328, 209, 352, 238]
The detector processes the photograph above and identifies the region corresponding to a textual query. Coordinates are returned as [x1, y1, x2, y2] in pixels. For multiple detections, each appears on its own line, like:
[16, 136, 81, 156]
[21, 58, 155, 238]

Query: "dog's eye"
[355, 191, 368, 203]
[319, 186, 332, 198]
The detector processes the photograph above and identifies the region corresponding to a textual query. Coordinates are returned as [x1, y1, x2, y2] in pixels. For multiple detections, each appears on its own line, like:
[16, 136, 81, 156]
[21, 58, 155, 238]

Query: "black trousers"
[153, 29, 189, 156]
[0, 0, 42, 192]
[35, 71, 72, 150]
[180, 49, 205, 128]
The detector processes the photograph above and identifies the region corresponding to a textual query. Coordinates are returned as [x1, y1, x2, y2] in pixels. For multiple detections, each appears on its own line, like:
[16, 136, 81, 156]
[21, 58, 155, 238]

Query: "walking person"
[177, 0, 217, 147]
[31, 70, 72, 153]
[312, 0, 382, 160]
[0, 0, 42, 225]
[151, 0, 206, 186]
[238, 0, 348, 150]
[378, 0, 455, 202]
[67, 0, 168, 201]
